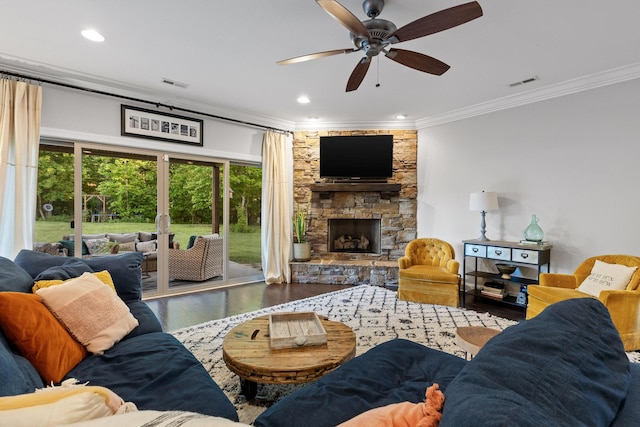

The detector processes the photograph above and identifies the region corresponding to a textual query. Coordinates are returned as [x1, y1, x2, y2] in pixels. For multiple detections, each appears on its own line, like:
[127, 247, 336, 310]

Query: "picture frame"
[121, 105, 203, 146]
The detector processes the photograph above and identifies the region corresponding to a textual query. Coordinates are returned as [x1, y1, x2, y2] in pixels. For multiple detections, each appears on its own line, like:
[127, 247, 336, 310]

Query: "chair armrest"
[599, 290, 640, 335]
[539, 273, 578, 289]
[398, 256, 412, 270]
[446, 259, 460, 275]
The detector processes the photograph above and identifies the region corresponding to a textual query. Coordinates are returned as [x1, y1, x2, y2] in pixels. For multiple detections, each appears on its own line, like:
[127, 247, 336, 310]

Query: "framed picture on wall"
[121, 105, 203, 146]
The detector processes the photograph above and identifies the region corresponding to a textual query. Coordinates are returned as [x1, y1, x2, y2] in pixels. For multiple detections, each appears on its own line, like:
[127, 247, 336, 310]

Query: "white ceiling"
[2, 0, 640, 131]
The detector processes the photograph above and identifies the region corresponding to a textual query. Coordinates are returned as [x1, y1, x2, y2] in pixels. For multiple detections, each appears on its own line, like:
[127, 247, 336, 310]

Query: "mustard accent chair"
[526, 254, 640, 351]
[397, 238, 460, 307]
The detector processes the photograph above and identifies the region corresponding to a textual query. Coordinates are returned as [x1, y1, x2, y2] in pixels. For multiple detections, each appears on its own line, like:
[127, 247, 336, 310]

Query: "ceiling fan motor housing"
[350, 19, 396, 57]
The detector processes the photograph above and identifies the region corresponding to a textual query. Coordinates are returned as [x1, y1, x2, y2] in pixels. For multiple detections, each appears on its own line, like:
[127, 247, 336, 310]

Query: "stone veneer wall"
[291, 130, 417, 285]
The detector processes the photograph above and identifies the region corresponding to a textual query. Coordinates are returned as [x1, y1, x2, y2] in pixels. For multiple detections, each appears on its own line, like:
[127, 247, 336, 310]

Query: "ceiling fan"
[277, 0, 483, 92]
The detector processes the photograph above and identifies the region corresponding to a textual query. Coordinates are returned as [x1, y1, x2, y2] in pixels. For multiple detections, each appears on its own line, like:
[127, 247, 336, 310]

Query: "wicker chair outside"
[168, 234, 223, 281]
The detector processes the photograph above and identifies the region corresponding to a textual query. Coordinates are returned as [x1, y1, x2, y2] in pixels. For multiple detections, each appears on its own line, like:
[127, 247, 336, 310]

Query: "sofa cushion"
[66, 332, 239, 421]
[124, 301, 163, 339]
[138, 231, 155, 242]
[15, 250, 144, 303]
[59, 239, 90, 256]
[33, 258, 94, 281]
[440, 298, 630, 427]
[0, 293, 87, 384]
[106, 233, 138, 244]
[254, 339, 466, 427]
[85, 237, 111, 255]
[0, 331, 44, 397]
[36, 273, 139, 355]
[0, 256, 33, 293]
[135, 240, 157, 253]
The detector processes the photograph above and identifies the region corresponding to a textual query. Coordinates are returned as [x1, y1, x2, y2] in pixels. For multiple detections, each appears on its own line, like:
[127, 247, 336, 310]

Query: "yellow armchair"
[526, 254, 640, 351]
[397, 238, 460, 307]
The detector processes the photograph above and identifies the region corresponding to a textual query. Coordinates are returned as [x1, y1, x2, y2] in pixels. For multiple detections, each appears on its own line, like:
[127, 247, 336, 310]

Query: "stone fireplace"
[291, 130, 418, 285]
[329, 219, 381, 254]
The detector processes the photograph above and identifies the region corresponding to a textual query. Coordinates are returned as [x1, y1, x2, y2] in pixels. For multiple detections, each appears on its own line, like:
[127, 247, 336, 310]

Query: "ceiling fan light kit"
[277, 0, 483, 92]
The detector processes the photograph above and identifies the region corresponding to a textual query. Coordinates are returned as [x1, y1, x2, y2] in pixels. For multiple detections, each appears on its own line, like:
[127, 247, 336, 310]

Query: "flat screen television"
[319, 135, 393, 180]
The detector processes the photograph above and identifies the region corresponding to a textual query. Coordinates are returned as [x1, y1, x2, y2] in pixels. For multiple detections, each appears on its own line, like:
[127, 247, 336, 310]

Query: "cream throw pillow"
[36, 272, 139, 354]
[577, 260, 638, 297]
[0, 383, 135, 427]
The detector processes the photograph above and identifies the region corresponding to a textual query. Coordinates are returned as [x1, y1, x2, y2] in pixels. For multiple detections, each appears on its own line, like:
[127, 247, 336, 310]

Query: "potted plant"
[293, 201, 311, 261]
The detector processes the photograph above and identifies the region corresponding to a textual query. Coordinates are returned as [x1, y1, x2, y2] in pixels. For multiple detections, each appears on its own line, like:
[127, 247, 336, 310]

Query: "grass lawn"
[35, 220, 261, 265]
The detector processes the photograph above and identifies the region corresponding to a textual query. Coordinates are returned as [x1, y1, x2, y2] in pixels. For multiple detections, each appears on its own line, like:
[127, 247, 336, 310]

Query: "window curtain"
[0, 79, 42, 259]
[261, 130, 292, 284]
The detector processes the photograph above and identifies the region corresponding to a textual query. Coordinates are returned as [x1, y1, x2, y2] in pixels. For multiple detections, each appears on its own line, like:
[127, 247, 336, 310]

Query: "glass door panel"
[35, 144, 75, 255]
[166, 157, 227, 291]
[228, 163, 263, 283]
[79, 146, 160, 294]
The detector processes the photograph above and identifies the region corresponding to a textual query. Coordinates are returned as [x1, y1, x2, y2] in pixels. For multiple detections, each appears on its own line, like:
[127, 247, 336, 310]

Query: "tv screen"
[319, 135, 393, 180]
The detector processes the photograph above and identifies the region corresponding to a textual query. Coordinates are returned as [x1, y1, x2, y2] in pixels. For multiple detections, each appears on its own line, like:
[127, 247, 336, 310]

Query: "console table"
[462, 239, 552, 309]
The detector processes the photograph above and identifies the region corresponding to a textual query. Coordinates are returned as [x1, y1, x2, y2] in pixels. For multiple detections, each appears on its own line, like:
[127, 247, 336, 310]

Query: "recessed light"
[81, 29, 105, 42]
[297, 96, 310, 104]
[395, 114, 407, 119]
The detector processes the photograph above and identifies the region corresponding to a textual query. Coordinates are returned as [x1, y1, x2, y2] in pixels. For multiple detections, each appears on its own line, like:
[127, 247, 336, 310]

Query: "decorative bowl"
[495, 263, 517, 279]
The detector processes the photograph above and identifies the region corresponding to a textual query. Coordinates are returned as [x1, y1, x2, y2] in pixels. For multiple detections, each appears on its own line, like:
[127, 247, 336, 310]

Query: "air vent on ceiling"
[161, 78, 189, 89]
[509, 76, 539, 88]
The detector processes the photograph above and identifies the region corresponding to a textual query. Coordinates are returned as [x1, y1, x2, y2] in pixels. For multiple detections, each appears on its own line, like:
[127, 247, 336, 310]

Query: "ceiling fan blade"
[385, 48, 450, 75]
[346, 57, 371, 92]
[277, 49, 356, 65]
[317, 0, 370, 40]
[390, 1, 483, 43]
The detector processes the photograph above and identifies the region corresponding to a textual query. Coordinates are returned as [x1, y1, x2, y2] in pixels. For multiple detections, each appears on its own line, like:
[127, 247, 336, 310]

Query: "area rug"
[170, 285, 640, 424]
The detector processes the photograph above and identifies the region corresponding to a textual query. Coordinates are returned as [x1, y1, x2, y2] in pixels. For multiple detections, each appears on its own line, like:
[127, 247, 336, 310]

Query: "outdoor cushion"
[254, 339, 466, 427]
[440, 298, 630, 427]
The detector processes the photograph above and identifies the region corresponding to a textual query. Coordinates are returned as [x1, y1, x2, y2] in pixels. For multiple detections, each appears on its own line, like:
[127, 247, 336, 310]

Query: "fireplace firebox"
[328, 219, 381, 254]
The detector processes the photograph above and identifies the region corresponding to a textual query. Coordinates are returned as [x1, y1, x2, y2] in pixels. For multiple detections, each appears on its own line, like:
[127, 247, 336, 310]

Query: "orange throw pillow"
[0, 293, 87, 384]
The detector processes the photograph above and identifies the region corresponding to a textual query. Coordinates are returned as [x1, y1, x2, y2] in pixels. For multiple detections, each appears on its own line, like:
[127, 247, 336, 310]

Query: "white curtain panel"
[0, 79, 42, 259]
[261, 131, 292, 284]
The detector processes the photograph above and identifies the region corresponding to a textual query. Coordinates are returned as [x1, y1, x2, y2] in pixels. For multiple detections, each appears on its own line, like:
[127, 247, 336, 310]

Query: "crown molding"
[415, 62, 640, 129]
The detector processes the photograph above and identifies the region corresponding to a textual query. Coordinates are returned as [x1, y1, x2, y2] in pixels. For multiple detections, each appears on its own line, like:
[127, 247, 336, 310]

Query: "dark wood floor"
[145, 283, 525, 331]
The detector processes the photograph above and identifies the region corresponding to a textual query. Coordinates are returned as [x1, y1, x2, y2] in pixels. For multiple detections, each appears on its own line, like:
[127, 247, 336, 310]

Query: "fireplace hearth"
[328, 219, 381, 254]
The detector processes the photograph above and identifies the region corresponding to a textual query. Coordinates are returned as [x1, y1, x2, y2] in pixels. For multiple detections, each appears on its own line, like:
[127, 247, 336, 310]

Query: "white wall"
[40, 86, 264, 163]
[417, 77, 640, 274]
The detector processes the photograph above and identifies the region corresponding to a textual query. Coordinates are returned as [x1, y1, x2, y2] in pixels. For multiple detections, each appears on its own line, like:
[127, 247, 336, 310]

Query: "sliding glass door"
[37, 141, 263, 297]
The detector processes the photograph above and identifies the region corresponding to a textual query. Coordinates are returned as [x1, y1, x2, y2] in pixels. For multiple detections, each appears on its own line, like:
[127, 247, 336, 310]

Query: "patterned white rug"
[170, 285, 640, 424]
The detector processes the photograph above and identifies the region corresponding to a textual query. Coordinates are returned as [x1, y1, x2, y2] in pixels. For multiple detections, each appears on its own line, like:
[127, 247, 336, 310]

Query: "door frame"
[72, 142, 232, 297]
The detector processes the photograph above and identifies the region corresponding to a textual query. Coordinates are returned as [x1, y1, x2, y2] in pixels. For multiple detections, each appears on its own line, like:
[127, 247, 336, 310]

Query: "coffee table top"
[222, 314, 356, 385]
[455, 326, 501, 357]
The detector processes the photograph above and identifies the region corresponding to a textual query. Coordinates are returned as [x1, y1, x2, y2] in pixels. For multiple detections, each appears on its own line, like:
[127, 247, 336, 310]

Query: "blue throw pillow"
[58, 239, 89, 256]
[14, 250, 143, 302]
[440, 298, 631, 427]
[33, 258, 94, 281]
[0, 256, 33, 293]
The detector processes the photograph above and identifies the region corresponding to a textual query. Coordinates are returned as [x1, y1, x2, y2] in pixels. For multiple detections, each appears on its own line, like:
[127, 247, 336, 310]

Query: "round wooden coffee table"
[222, 314, 356, 398]
[455, 326, 501, 359]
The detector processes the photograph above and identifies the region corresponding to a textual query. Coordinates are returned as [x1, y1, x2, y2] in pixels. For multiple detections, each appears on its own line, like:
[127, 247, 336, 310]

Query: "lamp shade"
[469, 191, 499, 212]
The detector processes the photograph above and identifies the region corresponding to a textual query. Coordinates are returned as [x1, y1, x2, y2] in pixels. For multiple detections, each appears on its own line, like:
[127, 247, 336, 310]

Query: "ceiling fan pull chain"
[376, 56, 381, 88]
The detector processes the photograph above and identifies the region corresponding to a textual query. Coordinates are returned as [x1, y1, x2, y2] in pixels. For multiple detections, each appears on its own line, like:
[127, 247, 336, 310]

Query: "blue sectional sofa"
[0, 250, 237, 422]
[255, 298, 640, 427]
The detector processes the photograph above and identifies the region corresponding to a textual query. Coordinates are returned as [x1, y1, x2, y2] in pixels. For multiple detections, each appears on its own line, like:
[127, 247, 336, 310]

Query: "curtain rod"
[1, 70, 293, 135]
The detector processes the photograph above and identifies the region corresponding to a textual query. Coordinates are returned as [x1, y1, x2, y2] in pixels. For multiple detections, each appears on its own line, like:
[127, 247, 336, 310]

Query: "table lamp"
[469, 191, 499, 241]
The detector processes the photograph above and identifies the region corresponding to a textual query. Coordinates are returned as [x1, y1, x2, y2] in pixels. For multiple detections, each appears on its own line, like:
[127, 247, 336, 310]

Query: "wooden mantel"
[310, 182, 401, 193]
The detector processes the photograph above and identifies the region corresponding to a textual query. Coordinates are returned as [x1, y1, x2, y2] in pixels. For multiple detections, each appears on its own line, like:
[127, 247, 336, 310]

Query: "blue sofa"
[0, 250, 238, 421]
[255, 298, 640, 427]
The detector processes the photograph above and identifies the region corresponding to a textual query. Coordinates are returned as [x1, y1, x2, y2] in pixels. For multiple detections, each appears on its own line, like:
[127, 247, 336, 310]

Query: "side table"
[455, 326, 501, 359]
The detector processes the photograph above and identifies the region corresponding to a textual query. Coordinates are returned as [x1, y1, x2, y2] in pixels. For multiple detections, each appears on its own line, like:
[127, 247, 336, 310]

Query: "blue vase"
[524, 214, 544, 242]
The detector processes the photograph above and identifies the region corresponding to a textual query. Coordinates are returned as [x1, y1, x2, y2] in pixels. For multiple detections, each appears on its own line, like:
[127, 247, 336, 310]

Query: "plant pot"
[293, 242, 311, 262]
